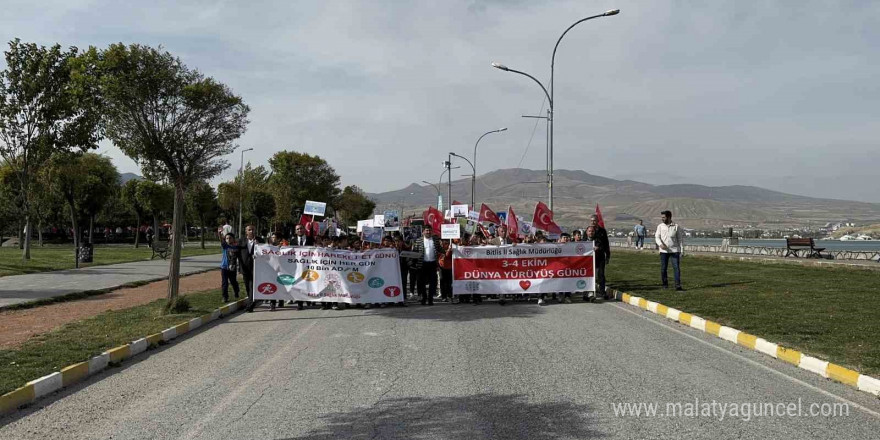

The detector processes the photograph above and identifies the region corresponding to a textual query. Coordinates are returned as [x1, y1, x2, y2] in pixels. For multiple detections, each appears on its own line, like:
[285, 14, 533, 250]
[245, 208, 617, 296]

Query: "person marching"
[289, 224, 313, 310]
[239, 225, 262, 313]
[411, 227, 442, 305]
[219, 232, 241, 303]
[589, 214, 611, 301]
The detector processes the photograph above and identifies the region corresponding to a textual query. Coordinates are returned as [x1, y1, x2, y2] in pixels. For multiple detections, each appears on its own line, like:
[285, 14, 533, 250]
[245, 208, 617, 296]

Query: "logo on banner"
[383, 286, 401, 297]
[463, 248, 472, 257]
[576, 244, 586, 254]
[302, 270, 320, 282]
[257, 283, 278, 295]
[519, 280, 531, 290]
[277, 274, 298, 285]
[368, 277, 385, 288]
[347, 272, 365, 283]
[465, 281, 481, 292]
[577, 280, 587, 289]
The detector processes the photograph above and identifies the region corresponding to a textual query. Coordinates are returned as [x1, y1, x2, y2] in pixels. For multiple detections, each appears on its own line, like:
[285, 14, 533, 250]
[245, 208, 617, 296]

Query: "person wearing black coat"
[589, 214, 612, 300]
[238, 225, 263, 313]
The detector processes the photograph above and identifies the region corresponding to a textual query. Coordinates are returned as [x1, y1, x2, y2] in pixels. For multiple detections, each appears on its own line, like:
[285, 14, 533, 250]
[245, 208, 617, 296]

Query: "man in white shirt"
[655, 210, 684, 291]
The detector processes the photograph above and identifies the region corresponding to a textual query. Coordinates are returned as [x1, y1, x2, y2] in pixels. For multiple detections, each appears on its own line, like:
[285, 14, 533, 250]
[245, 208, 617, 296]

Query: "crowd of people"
[214, 209, 686, 312]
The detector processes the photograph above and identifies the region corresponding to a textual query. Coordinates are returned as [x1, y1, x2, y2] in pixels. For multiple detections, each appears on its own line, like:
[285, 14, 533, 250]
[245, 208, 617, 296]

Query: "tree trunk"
[167, 184, 185, 304]
[199, 217, 206, 249]
[22, 215, 31, 261]
[134, 213, 141, 248]
[38, 220, 43, 247]
[69, 204, 80, 253]
[17, 220, 23, 250]
[88, 215, 94, 244]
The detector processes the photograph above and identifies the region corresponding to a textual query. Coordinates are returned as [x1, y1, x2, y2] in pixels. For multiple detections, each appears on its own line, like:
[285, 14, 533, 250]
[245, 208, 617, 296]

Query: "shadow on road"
[280, 393, 605, 440]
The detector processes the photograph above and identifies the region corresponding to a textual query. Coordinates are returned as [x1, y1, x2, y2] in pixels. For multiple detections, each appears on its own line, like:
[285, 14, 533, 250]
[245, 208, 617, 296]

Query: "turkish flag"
[299, 214, 320, 237]
[507, 206, 519, 241]
[532, 202, 562, 234]
[423, 206, 443, 234]
[595, 204, 605, 228]
[478, 203, 501, 224]
[452, 200, 463, 206]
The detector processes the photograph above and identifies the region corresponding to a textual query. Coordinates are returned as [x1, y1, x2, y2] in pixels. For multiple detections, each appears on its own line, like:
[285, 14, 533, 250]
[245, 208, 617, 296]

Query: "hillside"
[367, 168, 880, 229]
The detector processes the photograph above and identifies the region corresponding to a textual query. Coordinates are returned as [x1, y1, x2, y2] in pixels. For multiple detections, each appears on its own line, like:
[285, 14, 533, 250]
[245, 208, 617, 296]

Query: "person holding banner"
[239, 225, 262, 313]
[438, 240, 453, 302]
[218, 232, 241, 303]
[411, 227, 442, 305]
[288, 224, 314, 310]
[590, 214, 611, 300]
[267, 232, 285, 310]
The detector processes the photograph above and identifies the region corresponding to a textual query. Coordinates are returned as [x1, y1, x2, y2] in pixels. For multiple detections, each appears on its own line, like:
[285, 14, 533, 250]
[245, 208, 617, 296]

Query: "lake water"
[647, 238, 880, 252]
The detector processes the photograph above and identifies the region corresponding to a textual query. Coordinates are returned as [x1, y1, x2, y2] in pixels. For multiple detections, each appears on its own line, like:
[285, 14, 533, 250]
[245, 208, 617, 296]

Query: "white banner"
[452, 242, 594, 295]
[253, 245, 403, 303]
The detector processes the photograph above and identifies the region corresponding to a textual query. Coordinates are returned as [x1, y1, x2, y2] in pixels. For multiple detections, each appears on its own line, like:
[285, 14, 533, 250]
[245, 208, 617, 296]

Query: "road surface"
[1, 299, 878, 439]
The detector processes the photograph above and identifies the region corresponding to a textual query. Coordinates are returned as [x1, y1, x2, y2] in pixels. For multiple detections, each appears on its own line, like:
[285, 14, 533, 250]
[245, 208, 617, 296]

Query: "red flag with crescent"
[478, 203, 501, 224]
[507, 206, 519, 241]
[532, 202, 562, 234]
[595, 204, 605, 228]
[423, 206, 443, 234]
[452, 200, 463, 206]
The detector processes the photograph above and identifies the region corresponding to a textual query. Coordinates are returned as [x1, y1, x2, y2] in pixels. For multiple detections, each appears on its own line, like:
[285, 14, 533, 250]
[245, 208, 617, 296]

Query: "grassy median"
[0, 244, 220, 277]
[0, 289, 228, 396]
[606, 250, 880, 377]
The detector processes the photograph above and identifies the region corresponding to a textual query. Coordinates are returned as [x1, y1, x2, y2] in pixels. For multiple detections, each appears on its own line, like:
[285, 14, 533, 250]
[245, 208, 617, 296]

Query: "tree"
[97, 43, 249, 310]
[185, 181, 218, 249]
[335, 185, 376, 228]
[135, 180, 173, 245]
[249, 190, 275, 237]
[216, 181, 240, 230]
[121, 179, 147, 247]
[268, 151, 340, 226]
[0, 40, 102, 260]
[76, 153, 119, 244]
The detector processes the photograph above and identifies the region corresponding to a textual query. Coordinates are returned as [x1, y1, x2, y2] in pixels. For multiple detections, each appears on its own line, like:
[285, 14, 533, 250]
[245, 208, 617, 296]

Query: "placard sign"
[304, 200, 327, 216]
[441, 223, 461, 240]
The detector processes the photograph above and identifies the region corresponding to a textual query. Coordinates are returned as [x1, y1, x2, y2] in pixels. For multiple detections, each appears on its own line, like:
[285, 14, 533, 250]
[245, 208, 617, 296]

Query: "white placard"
[451, 204, 468, 218]
[441, 223, 461, 239]
[304, 200, 327, 216]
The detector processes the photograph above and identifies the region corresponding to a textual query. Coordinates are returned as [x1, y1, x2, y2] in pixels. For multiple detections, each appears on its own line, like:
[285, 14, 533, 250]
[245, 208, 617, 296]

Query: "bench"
[784, 238, 825, 258]
[151, 241, 170, 260]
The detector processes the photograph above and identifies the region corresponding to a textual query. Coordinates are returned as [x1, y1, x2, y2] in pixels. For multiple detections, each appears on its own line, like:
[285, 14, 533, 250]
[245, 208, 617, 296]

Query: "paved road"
[0, 254, 221, 308]
[1, 300, 878, 439]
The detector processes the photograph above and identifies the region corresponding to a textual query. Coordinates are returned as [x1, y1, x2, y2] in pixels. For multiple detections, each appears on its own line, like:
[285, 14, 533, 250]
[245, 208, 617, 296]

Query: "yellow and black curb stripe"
[0, 298, 248, 417]
[611, 289, 880, 398]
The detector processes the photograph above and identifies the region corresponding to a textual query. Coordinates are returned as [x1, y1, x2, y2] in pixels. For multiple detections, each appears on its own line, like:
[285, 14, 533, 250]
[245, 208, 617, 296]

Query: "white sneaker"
[537, 299, 545, 306]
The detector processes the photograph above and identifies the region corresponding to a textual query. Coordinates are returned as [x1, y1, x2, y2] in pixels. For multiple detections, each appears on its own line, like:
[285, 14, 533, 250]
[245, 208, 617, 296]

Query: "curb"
[0, 298, 248, 417]
[611, 288, 880, 398]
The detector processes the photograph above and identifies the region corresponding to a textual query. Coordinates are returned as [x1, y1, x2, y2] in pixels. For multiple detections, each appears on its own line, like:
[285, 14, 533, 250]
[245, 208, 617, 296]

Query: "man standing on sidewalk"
[634, 220, 647, 249]
[411, 227, 441, 305]
[655, 210, 685, 291]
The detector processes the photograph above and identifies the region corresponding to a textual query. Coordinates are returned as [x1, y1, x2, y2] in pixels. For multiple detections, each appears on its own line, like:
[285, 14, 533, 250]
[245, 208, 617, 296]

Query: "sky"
[2, 0, 879, 202]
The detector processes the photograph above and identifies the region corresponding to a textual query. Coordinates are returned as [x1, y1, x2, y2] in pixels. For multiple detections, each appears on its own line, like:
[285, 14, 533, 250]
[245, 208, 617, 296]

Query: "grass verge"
[607, 250, 880, 377]
[0, 245, 219, 278]
[0, 288, 228, 396]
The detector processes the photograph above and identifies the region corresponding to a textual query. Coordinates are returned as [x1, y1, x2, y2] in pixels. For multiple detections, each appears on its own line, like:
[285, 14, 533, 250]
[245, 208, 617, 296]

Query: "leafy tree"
[335, 185, 376, 228]
[0, 161, 21, 244]
[185, 180, 219, 249]
[268, 151, 340, 226]
[135, 180, 173, 244]
[121, 179, 148, 247]
[0, 39, 102, 260]
[77, 153, 119, 244]
[97, 43, 249, 309]
[216, 181, 241, 230]
[249, 190, 275, 238]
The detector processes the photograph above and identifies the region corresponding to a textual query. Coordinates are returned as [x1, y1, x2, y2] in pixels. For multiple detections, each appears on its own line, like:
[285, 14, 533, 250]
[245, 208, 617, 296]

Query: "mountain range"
[366, 168, 880, 229]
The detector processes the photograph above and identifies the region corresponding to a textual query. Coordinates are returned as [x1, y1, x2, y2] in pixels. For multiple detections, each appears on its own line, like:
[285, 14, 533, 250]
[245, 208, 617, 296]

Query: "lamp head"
[491, 62, 509, 71]
[497, 127, 508, 132]
[604, 9, 620, 16]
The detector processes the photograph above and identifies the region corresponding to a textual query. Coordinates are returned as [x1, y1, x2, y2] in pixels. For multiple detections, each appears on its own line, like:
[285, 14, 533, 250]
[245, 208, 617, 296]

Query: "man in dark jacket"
[410, 227, 442, 305]
[590, 214, 611, 300]
[238, 225, 262, 313]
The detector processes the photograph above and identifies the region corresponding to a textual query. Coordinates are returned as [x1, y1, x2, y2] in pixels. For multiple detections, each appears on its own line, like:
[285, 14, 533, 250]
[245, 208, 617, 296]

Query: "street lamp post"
[449, 153, 475, 208]
[238, 147, 254, 238]
[492, 8, 619, 211]
[472, 128, 507, 208]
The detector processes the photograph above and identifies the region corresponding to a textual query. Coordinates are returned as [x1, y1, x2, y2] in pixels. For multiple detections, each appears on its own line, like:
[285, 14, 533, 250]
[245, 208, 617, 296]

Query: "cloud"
[2, 0, 878, 202]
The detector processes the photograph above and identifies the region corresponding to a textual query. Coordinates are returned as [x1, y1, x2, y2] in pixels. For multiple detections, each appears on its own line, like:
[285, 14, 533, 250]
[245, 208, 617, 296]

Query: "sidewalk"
[0, 254, 221, 308]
